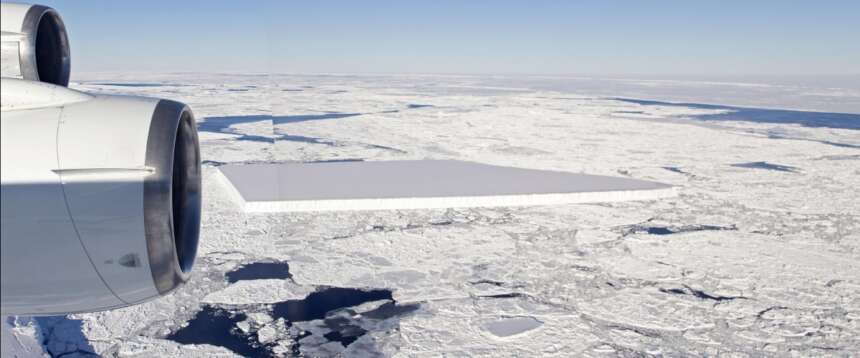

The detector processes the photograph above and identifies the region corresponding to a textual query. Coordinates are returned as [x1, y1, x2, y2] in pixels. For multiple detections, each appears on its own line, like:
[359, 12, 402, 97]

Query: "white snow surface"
[3, 73, 859, 357]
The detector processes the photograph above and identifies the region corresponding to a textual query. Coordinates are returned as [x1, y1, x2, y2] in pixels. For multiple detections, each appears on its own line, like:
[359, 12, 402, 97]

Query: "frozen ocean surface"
[3, 73, 859, 357]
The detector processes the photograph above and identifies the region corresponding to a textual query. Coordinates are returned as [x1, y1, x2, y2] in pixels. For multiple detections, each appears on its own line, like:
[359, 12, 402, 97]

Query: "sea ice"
[4, 73, 858, 357]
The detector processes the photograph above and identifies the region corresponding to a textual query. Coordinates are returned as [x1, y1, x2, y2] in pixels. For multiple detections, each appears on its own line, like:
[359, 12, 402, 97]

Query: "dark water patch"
[322, 316, 367, 348]
[227, 88, 250, 92]
[661, 288, 686, 295]
[235, 134, 276, 143]
[198, 112, 399, 150]
[34, 316, 98, 358]
[731, 161, 798, 172]
[167, 306, 271, 357]
[320, 301, 419, 348]
[198, 115, 280, 143]
[407, 104, 434, 109]
[365, 143, 408, 154]
[614, 110, 645, 115]
[817, 140, 860, 149]
[306, 158, 365, 163]
[687, 287, 744, 302]
[202, 160, 226, 167]
[198, 115, 271, 134]
[623, 223, 737, 236]
[277, 134, 337, 146]
[478, 293, 525, 299]
[273, 113, 362, 125]
[282, 89, 304, 92]
[470, 279, 505, 287]
[199, 113, 369, 143]
[662, 166, 688, 175]
[271, 287, 391, 322]
[323, 327, 364, 347]
[167, 286, 419, 357]
[613, 98, 860, 130]
[647, 227, 674, 235]
[51, 349, 97, 358]
[86, 82, 181, 87]
[226, 262, 292, 283]
[201, 113, 363, 135]
[429, 219, 454, 226]
[361, 301, 420, 320]
[660, 285, 746, 302]
[766, 133, 860, 149]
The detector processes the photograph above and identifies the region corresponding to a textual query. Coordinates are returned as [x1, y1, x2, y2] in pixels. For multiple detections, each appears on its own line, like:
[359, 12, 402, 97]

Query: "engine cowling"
[0, 3, 201, 316]
[1, 2, 70, 86]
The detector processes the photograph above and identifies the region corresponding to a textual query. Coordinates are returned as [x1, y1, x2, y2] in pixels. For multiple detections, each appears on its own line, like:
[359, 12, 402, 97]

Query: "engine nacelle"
[1, 2, 70, 86]
[0, 79, 202, 315]
[0, 3, 201, 316]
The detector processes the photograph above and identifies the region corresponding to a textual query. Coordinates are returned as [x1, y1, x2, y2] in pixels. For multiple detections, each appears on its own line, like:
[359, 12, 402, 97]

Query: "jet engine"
[0, 3, 201, 315]
[0, 3, 69, 85]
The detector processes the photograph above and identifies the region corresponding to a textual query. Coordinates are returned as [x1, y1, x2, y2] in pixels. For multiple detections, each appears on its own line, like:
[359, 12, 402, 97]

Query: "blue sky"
[37, 0, 860, 76]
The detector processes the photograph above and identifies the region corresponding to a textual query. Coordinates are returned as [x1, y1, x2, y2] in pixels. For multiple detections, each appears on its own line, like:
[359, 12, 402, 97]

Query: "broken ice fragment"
[483, 316, 543, 337]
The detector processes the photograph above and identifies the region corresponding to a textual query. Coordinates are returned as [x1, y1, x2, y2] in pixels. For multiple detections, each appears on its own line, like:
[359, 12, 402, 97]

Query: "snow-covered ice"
[3, 73, 859, 357]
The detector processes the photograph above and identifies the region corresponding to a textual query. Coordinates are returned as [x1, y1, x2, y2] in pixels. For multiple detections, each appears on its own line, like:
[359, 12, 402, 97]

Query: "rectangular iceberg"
[217, 160, 676, 212]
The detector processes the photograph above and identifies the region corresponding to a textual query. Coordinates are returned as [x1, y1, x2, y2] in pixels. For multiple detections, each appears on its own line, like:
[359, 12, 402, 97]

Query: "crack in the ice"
[662, 166, 688, 175]
[612, 98, 860, 130]
[755, 305, 789, 319]
[660, 285, 747, 303]
[731, 161, 800, 173]
[201, 159, 227, 166]
[477, 293, 527, 299]
[606, 324, 664, 338]
[620, 219, 738, 237]
[469, 279, 505, 287]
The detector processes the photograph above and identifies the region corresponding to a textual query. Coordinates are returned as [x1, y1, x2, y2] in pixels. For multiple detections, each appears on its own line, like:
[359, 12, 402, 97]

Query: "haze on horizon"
[37, 1, 860, 80]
